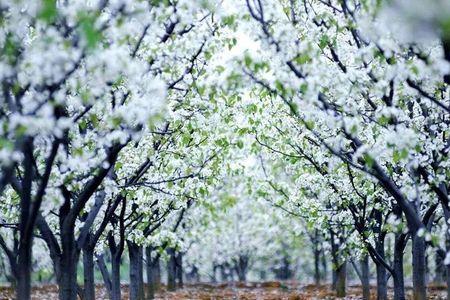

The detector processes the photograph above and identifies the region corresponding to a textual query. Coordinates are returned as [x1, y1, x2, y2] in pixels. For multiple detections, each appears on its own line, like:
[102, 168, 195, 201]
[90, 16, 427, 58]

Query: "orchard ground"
[0, 282, 447, 300]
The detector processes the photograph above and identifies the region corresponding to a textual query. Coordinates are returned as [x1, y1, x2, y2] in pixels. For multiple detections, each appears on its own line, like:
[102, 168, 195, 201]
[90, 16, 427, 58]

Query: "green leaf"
[79, 13, 102, 49]
[294, 53, 311, 65]
[393, 148, 409, 163]
[182, 133, 191, 145]
[244, 55, 252, 68]
[319, 34, 329, 50]
[39, 0, 57, 23]
[304, 120, 315, 130]
[362, 153, 375, 168]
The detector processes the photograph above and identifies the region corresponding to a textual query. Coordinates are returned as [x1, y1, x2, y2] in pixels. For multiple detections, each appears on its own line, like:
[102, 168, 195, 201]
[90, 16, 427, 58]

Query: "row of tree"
[1, 1, 449, 300]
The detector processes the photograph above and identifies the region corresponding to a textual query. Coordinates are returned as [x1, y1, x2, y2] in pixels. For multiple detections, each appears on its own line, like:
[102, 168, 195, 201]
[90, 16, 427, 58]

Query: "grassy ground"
[0, 281, 447, 299]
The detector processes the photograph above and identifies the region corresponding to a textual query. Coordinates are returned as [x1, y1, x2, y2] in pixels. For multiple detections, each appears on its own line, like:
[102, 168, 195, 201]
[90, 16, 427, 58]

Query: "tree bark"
[83, 247, 96, 300]
[235, 255, 248, 282]
[393, 233, 406, 300]
[335, 261, 346, 297]
[111, 254, 122, 300]
[175, 252, 183, 289]
[167, 248, 177, 291]
[446, 264, 450, 300]
[435, 249, 445, 283]
[360, 255, 370, 300]
[57, 229, 79, 300]
[375, 235, 387, 300]
[314, 244, 321, 286]
[321, 247, 327, 284]
[128, 241, 144, 300]
[412, 233, 427, 300]
[330, 230, 338, 290]
[96, 254, 113, 299]
[145, 247, 160, 300]
[16, 241, 32, 300]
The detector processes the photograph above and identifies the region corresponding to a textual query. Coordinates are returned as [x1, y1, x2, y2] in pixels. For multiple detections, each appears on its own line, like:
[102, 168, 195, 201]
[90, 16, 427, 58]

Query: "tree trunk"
[435, 249, 445, 283]
[167, 248, 177, 291]
[128, 242, 144, 300]
[111, 255, 122, 300]
[58, 230, 79, 300]
[16, 242, 32, 300]
[412, 233, 426, 300]
[321, 247, 327, 284]
[96, 254, 113, 299]
[145, 247, 160, 300]
[314, 244, 321, 286]
[210, 264, 217, 283]
[83, 247, 96, 300]
[175, 252, 183, 289]
[235, 256, 248, 282]
[446, 264, 450, 300]
[330, 230, 338, 290]
[335, 261, 346, 297]
[393, 233, 406, 300]
[375, 236, 388, 300]
[360, 255, 370, 300]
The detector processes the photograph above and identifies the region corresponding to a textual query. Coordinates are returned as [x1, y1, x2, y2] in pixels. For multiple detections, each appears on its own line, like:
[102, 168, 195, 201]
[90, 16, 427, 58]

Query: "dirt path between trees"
[0, 282, 447, 299]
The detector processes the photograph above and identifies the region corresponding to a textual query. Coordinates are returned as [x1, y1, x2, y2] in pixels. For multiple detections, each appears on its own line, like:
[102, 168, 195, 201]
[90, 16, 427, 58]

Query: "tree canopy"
[0, 0, 449, 300]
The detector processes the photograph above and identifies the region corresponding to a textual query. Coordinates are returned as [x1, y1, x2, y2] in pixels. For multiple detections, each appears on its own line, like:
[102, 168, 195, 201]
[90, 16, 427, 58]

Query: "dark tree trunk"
[210, 264, 217, 283]
[393, 234, 406, 300]
[175, 252, 183, 289]
[321, 247, 327, 283]
[167, 248, 177, 291]
[128, 241, 144, 300]
[335, 261, 346, 297]
[83, 247, 96, 300]
[235, 255, 249, 282]
[145, 247, 160, 300]
[111, 254, 122, 300]
[96, 254, 113, 299]
[446, 264, 450, 300]
[219, 265, 227, 281]
[16, 242, 32, 300]
[314, 244, 321, 286]
[360, 255, 370, 300]
[375, 236, 388, 300]
[330, 230, 338, 290]
[443, 38, 450, 84]
[58, 230, 79, 300]
[435, 249, 445, 283]
[412, 233, 426, 300]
